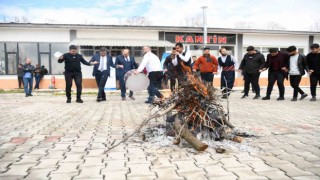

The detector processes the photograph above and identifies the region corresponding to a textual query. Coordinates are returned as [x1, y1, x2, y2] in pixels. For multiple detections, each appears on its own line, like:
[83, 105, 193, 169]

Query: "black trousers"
[244, 72, 260, 96]
[64, 71, 82, 100]
[148, 71, 163, 100]
[310, 73, 320, 96]
[165, 71, 177, 92]
[95, 71, 109, 99]
[289, 75, 305, 98]
[18, 77, 23, 88]
[221, 71, 235, 95]
[266, 71, 285, 97]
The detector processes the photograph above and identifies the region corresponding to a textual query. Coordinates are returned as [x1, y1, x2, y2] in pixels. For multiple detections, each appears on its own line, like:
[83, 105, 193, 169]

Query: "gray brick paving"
[0, 88, 319, 179]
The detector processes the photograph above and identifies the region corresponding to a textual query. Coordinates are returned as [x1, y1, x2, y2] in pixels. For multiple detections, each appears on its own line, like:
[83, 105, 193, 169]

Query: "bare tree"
[125, 16, 152, 26]
[234, 21, 255, 29]
[310, 20, 320, 31]
[184, 14, 203, 27]
[266, 21, 286, 30]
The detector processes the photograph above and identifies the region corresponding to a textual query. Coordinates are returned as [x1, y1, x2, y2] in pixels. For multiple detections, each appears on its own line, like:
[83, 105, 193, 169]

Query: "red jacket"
[193, 55, 218, 73]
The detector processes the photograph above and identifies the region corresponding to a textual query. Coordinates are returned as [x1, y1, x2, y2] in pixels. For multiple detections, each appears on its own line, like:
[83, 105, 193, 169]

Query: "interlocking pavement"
[0, 87, 319, 180]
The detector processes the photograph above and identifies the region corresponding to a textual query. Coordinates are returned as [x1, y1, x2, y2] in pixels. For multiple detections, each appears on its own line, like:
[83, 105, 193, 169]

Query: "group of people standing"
[164, 43, 238, 99]
[53, 42, 320, 103]
[18, 60, 48, 97]
[239, 44, 320, 101]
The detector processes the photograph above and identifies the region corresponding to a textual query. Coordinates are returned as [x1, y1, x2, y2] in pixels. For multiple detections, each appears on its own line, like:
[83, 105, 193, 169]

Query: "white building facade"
[0, 23, 319, 89]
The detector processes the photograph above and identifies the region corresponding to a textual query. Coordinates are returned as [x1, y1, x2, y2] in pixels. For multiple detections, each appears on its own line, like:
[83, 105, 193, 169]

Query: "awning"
[70, 38, 174, 47]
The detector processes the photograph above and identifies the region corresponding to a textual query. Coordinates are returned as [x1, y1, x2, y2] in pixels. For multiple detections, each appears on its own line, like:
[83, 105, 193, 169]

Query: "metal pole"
[201, 6, 208, 48]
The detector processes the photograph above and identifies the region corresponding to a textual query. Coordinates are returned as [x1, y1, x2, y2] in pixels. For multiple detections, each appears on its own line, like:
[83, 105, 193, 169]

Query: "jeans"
[266, 72, 285, 97]
[148, 71, 163, 100]
[95, 71, 109, 99]
[244, 72, 260, 96]
[289, 75, 305, 98]
[34, 74, 42, 89]
[310, 73, 320, 97]
[64, 71, 82, 100]
[119, 73, 133, 98]
[23, 77, 33, 95]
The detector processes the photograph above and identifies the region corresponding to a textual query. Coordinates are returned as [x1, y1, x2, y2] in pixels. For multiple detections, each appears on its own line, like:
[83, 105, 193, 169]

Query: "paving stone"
[0, 160, 15, 173]
[101, 170, 127, 180]
[225, 167, 268, 179]
[50, 162, 80, 174]
[0, 152, 23, 161]
[31, 158, 59, 169]
[271, 163, 315, 177]
[177, 170, 207, 180]
[151, 157, 176, 168]
[220, 157, 248, 168]
[127, 163, 156, 177]
[74, 165, 104, 179]
[49, 172, 78, 180]
[13, 154, 42, 165]
[25, 167, 56, 179]
[173, 160, 203, 172]
[81, 156, 104, 166]
[0, 163, 37, 176]
[103, 160, 128, 172]
[204, 164, 236, 177]
[305, 167, 320, 176]
[151, 167, 184, 180]
[292, 176, 320, 180]
[59, 153, 84, 163]
[257, 171, 291, 180]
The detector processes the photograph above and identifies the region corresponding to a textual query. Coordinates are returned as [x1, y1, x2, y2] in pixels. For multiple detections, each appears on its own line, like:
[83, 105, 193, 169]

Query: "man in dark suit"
[90, 47, 116, 102]
[115, 48, 138, 100]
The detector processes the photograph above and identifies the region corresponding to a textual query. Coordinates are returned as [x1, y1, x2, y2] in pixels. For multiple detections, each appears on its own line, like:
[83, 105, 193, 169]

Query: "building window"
[80, 46, 95, 57]
[7, 53, 18, 75]
[19, 43, 38, 65]
[51, 43, 68, 75]
[0, 43, 5, 75]
[133, 47, 142, 56]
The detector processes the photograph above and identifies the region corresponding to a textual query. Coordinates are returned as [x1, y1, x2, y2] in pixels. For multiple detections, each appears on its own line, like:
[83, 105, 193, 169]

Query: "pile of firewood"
[149, 63, 242, 151]
[106, 62, 245, 153]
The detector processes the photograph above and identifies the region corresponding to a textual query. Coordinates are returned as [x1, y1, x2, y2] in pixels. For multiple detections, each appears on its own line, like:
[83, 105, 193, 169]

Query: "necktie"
[125, 57, 128, 62]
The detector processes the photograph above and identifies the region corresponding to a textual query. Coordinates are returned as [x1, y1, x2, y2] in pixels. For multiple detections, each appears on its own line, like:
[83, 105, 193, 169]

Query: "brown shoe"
[129, 96, 135, 100]
[122, 97, 126, 101]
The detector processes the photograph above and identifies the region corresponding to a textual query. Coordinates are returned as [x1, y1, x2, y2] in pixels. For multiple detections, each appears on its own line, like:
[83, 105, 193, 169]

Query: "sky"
[0, 0, 319, 31]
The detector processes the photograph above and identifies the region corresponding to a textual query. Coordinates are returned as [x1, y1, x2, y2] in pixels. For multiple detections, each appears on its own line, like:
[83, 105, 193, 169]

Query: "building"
[0, 23, 319, 89]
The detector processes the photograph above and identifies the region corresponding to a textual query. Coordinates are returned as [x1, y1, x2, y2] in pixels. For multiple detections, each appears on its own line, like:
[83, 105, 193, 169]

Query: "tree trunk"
[174, 117, 208, 151]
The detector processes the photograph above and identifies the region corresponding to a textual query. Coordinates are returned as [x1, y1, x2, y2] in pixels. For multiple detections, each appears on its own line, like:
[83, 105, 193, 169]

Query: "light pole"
[201, 6, 208, 48]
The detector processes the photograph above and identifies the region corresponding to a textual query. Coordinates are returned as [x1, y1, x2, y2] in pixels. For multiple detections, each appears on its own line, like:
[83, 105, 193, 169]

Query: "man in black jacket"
[261, 48, 289, 100]
[285, 46, 309, 101]
[307, 43, 320, 101]
[163, 47, 178, 92]
[239, 46, 265, 99]
[58, 45, 98, 103]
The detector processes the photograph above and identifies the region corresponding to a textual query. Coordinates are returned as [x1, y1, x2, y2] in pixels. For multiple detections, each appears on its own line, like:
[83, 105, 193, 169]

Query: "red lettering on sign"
[206, 36, 212, 44]
[213, 35, 217, 43]
[185, 36, 194, 43]
[175, 35, 184, 43]
[218, 36, 227, 44]
[195, 36, 203, 43]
